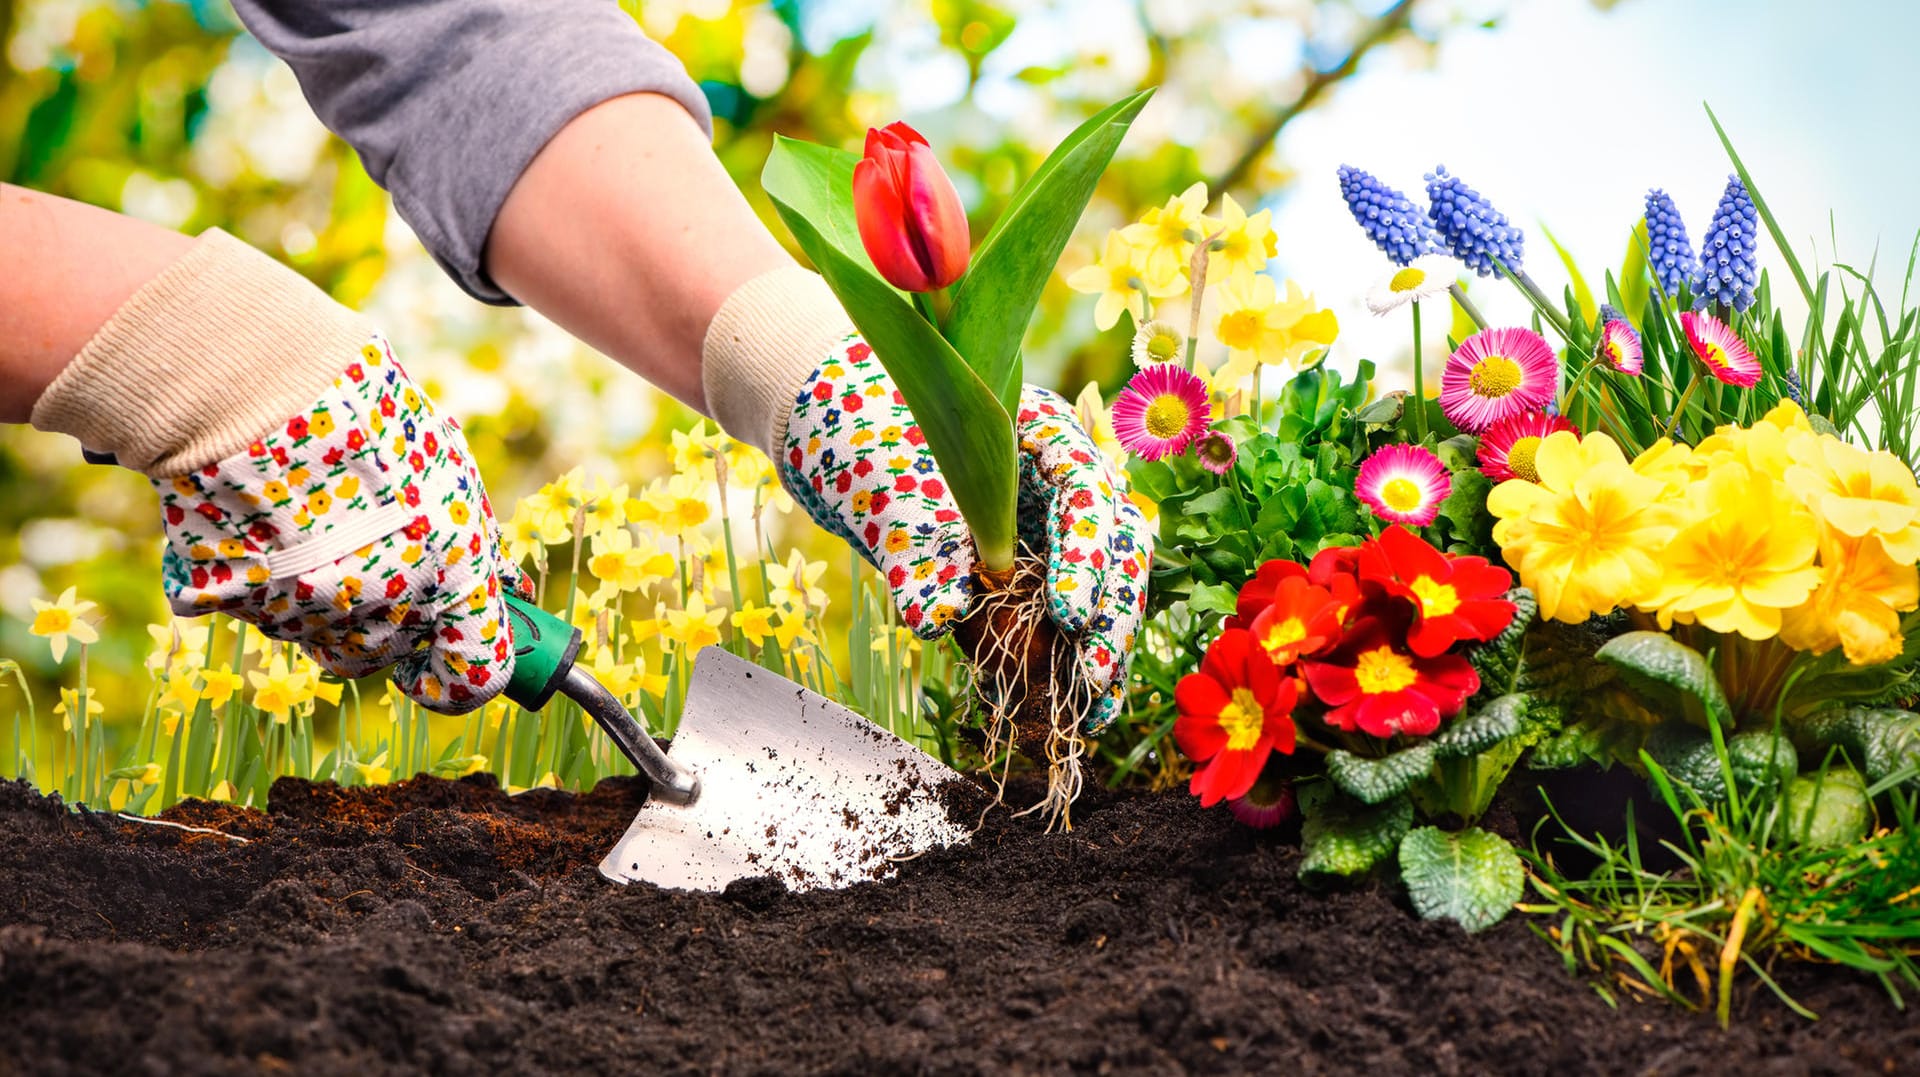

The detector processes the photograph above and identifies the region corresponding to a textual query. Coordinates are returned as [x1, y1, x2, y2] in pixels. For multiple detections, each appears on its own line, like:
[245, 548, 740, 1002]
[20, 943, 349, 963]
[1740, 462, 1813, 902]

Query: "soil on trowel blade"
[0, 773, 1912, 1076]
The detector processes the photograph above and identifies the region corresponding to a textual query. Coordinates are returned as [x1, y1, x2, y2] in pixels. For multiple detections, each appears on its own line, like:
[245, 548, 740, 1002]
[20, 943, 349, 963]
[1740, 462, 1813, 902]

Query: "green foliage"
[1399, 826, 1525, 934]
[1594, 631, 1733, 732]
[1298, 781, 1412, 882]
[1644, 726, 1798, 805]
[1785, 767, 1871, 849]
[1795, 706, 1920, 788]
[1326, 744, 1436, 805]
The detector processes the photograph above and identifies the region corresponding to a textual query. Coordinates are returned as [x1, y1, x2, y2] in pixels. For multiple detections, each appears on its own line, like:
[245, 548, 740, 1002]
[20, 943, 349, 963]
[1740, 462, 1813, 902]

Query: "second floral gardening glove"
[703, 266, 1151, 733]
[29, 230, 527, 714]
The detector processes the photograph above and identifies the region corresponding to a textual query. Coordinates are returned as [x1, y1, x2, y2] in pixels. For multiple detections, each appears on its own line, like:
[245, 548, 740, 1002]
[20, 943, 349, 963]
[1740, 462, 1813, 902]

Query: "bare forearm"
[484, 93, 794, 412]
[0, 185, 195, 422]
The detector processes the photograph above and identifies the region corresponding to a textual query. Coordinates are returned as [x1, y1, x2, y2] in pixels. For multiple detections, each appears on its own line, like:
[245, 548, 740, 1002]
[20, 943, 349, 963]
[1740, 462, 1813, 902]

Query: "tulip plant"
[762, 91, 1153, 573]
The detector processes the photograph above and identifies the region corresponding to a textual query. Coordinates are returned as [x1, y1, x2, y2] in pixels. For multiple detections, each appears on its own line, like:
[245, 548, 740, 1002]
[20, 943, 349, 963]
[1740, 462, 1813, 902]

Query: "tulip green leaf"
[947, 88, 1155, 412]
[1397, 826, 1524, 933]
[764, 189, 1018, 568]
[762, 137, 899, 295]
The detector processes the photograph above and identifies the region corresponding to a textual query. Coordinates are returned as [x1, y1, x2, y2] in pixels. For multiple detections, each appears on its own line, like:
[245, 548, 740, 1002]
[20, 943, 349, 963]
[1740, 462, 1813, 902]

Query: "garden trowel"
[502, 596, 973, 892]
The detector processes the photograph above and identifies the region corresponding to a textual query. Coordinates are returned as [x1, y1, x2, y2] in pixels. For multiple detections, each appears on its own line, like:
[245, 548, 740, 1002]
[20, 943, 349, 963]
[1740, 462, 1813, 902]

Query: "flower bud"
[852, 122, 970, 292]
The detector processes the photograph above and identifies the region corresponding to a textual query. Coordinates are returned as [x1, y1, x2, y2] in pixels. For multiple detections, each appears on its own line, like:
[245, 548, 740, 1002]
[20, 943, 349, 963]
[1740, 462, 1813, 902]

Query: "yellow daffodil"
[771, 611, 814, 650]
[1205, 194, 1279, 285]
[663, 594, 727, 653]
[248, 654, 311, 722]
[209, 780, 239, 803]
[1780, 526, 1920, 665]
[870, 625, 922, 656]
[731, 602, 778, 647]
[1785, 434, 1920, 564]
[1120, 181, 1212, 284]
[1488, 431, 1676, 623]
[588, 528, 676, 593]
[1214, 276, 1338, 382]
[30, 586, 99, 663]
[199, 664, 244, 709]
[542, 466, 588, 511]
[144, 620, 210, 676]
[53, 687, 103, 731]
[766, 550, 830, 614]
[1065, 232, 1183, 331]
[1639, 462, 1822, 639]
[644, 473, 713, 536]
[671, 420, 729, 477]
[580, 478, 630, 538]
[586, 647, 645, 699]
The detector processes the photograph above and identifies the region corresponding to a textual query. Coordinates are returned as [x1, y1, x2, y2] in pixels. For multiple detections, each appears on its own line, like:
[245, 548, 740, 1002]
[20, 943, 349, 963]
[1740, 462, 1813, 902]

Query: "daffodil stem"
[1565, 355, 1599, 425]
[714, 464, 743, 647]
[75, 645, 89, 805]
[1411, 302, 1427, 441]
[1668, 369, 1703, 438]
[1448, 283, 1488, 331]
[1512, 268, 1573, 341]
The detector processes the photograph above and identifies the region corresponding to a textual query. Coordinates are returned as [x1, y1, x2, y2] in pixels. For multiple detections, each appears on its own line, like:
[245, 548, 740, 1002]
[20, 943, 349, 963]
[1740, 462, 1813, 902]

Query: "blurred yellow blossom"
[1120, 181, 1212, 284]
[53, 687, 103, 732]
[1206, 193, 1278, 285]
[767, 550, 830, 615]
[1065, 232, 1182, 331]
[248, 654, 309, 721]
[580, 478, 631, 537]
[663, 594, 727, 652]
[144, 620, 210, 676]
[31, 587, 100, 663]
[589, 529, 676, 593]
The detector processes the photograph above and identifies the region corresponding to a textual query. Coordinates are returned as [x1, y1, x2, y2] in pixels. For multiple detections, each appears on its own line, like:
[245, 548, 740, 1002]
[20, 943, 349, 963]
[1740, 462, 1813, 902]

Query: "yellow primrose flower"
[1120, 181, 1212, 284]
[663, 593, 727, 653]
[1639, 462, 1822, 639]
[1784, 435, 1920, 564]
[53, 687, 103, 731]
[588, 529, 676, 593]
[248, 654, 311, 721]
[1065, 232, 1183, 332]
[1487, 431, 1675, 623]
[766, 550, 830, 614]
[30, 586, 99, 663]
[1781, 526, 1920, 665]
[731, 603, 778, 647]
[1205, 193, 1279, 285]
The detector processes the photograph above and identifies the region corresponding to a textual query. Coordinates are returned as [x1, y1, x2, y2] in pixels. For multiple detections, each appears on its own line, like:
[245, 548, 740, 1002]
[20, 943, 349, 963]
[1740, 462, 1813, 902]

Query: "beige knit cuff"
[30, 228, 372, 476]
[700, 265, 855, 458]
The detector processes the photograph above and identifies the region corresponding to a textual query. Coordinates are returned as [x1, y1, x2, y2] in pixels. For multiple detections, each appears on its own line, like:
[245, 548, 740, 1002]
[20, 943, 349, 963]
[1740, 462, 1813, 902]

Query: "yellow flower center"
[1144, 394, 1194, 440]
[32, 609, 74, 635]
[1217, 309, 1264, 351]
[1410, 576, 1460, 617]
[1600, 341, 1623, 368]
[1260, 617, 1307, 658]
[1469, 355, 1524, 398]
[1354, 646, 1419, 695]
[1699, 342, 1728, 369]
[1217, 686, 1266, 751]
[1389, 266, 1427, 293]
[1147, 331, 1181, 362]
[1380, 477, 1425, 514]
[1506, 435, 1543, 483]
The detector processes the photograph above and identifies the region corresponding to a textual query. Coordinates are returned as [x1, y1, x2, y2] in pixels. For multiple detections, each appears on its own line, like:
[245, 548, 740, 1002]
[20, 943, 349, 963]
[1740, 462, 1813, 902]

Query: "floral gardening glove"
[29, 230, 526, 715]
[778, 334, 1152, 733]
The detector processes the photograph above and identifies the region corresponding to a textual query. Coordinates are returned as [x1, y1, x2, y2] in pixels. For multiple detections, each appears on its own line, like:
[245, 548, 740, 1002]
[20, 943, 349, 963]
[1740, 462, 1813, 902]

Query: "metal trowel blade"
[598, 646, 975, 892]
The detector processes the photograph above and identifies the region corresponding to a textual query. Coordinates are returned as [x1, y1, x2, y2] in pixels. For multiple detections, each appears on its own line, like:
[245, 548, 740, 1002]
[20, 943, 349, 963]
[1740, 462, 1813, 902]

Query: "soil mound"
[0, 775, 1909, 1075]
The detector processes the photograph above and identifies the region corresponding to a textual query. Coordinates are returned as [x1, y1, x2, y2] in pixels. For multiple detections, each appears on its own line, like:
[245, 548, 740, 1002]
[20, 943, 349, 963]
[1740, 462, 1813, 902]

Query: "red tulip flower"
[853, 122, 970, 292]
[1174, 629, 1299, 807]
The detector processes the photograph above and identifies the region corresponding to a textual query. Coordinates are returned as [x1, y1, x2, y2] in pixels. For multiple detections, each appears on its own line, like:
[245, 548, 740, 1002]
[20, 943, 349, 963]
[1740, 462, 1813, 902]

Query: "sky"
[1269, 0, 1920, 381]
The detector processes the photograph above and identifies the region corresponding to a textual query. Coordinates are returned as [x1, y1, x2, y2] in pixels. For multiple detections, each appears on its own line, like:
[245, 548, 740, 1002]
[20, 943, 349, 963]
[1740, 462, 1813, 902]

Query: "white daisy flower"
[1129, 318, 1187, 367]
[1365, 254, 1461, 315]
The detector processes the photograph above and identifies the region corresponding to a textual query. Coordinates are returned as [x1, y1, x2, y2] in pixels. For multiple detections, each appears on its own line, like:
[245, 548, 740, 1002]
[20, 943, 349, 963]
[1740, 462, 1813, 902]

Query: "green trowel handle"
[503, 594, 581, 711]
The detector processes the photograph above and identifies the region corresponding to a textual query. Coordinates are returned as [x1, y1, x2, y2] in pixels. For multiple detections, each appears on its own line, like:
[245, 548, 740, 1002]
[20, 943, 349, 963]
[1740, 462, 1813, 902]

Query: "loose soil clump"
[0, 773, 1911, 1075]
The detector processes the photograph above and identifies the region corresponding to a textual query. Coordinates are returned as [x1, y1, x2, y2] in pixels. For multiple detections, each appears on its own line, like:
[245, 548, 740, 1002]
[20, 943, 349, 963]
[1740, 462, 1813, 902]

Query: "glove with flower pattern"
[777, 334, 1151, 733]
[29, 230, 526, 714]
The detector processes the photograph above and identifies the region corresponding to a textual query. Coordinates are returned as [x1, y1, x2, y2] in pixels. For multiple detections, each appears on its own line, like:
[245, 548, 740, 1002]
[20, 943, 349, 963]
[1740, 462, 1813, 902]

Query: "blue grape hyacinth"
[1642, 189, 1697, 300]
[1425, 166, 1524, 278]
[1336, 166, 1435, 266]
[1692, 175, 1760, 312]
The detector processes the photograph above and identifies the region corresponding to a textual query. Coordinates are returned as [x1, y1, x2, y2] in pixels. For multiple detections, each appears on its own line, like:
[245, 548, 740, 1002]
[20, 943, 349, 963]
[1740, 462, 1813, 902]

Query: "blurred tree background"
[0, 0, 1481, 754]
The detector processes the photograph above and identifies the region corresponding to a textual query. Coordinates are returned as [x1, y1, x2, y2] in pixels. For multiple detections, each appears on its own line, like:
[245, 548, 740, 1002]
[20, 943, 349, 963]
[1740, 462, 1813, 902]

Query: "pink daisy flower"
[1111, 363, 1210, 461]
[1595, 319, 1643, 375]
[1193, 429, 1238, 475]
[1355, 443, 1452, 526]
[1438, 327, 1560, 432]
[1477, 410, 1579, 483]
[1679, 310, 1761, 388]
[1227, 773, 1295, 829]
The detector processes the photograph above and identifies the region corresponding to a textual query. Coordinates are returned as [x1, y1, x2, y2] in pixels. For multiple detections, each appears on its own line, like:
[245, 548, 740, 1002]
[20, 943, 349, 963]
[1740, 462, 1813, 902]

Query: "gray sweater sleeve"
[229, 0, 714, 305]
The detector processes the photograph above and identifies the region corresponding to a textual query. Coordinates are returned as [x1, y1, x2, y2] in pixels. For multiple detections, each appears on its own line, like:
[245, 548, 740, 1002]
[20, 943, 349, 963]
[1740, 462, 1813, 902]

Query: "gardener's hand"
[777, 333, 1151, 733]
[29, 230, 526, 714]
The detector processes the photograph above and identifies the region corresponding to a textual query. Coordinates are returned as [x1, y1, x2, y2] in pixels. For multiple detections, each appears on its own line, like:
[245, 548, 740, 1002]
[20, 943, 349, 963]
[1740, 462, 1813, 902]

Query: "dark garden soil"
[0, 771, 1913, 1077]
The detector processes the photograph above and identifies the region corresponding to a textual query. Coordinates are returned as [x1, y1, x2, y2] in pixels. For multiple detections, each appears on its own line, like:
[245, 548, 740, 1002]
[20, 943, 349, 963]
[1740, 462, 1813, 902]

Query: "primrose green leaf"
[1796, 707, 1920, 787]
[1645, 726, 1797, 803]
[1784, 767, 1871, 848]
[1595, 630, 1733, 732]
[1188, 581, 1239, 616]
[1326, 745, 1437, 805]
[1432, 694, 1529, 760]
[947, 89, 1155, 411]
[765, 184, 1018, 566]
[1397, 826, 1524, 933]
[1354, 392, 1406, 427]
[1299, 783, 1413, 882]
